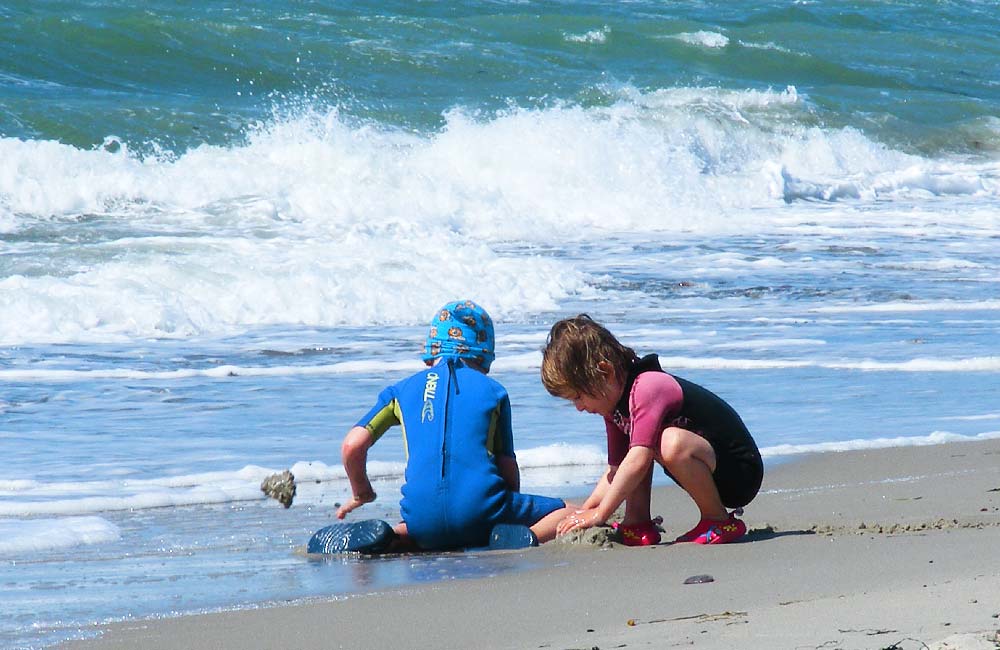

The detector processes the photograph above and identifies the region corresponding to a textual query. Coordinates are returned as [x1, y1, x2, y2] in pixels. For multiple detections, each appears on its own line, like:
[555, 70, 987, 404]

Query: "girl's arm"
[592, 446, 654, 520]
[581, 466, 616, 510]
[557, 446, 654, 534]
[336, 426, 378, 519]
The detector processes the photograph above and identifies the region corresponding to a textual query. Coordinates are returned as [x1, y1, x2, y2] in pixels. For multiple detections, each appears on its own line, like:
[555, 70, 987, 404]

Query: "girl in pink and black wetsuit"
[541, 315, 763, 546]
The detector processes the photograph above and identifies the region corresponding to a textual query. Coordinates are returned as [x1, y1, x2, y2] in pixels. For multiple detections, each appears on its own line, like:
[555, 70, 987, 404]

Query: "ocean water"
[2, 1, 999, 647]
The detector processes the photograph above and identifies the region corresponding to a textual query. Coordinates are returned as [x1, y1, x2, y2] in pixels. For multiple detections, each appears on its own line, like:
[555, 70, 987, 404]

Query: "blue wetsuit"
[357, 358, 564, 550]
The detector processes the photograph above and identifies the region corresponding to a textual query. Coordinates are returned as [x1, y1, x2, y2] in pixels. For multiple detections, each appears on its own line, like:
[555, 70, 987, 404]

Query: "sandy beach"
[61, 438, 1000, 650]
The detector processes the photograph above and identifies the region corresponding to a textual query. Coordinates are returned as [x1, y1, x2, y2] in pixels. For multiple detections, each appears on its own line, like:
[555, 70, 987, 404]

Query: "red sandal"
[612, 517, 662, 546]
[692, 513, 747, 545]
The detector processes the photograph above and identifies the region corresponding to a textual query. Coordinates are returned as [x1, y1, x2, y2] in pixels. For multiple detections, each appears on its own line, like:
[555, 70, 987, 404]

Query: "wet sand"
[61, 438, 1000, 650]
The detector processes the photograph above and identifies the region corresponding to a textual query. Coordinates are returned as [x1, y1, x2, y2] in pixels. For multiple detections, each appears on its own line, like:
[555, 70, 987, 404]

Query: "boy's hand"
[336, 490, 377, 519]
[556, 507, 604, 535]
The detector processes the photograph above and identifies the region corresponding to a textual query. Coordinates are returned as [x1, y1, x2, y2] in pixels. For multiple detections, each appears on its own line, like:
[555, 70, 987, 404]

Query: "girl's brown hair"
[540, 314, 637, 398]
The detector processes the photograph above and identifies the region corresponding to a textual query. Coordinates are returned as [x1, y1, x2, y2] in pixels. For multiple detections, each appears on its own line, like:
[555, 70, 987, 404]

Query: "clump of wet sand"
[552, 525, 618, 548]
[261, 470, 296, 508]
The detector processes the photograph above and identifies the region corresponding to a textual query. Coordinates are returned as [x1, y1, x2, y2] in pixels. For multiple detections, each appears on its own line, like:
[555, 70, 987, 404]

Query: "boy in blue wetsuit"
[319, 300, 573, 553]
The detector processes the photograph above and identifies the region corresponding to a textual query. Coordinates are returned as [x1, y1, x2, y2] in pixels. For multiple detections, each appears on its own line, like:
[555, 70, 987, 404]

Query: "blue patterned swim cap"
[422, 300, 496, 371]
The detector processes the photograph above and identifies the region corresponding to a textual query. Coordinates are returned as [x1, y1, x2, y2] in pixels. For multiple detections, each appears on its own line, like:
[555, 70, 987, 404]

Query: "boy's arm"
[337, 388, 400, 518]
[493, 394, 520, 491]
[497, 454, 520, 492]
[336, 425, 378, 519]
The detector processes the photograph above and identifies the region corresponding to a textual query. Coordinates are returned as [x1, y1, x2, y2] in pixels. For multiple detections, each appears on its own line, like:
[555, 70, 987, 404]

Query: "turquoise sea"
[2, 2, 999, 648]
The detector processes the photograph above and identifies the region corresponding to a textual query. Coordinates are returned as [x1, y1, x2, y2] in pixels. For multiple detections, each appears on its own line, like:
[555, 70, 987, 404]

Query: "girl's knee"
[658, 427, 716, 472]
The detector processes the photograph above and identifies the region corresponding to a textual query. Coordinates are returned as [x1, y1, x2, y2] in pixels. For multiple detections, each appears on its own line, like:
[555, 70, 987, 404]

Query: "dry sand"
[61, 438, 1000, 650]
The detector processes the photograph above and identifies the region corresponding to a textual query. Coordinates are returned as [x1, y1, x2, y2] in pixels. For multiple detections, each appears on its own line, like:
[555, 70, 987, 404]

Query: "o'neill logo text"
[421, 371, 439, 422]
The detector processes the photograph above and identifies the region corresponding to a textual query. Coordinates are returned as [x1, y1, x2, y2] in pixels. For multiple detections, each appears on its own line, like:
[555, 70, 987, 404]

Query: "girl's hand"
[335, 490, 376, 519]
[556, 508, 603, 535]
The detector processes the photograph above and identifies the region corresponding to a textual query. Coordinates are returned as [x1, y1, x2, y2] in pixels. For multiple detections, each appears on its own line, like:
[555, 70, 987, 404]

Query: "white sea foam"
[0, 360, 426, 382]
[737, 40, 794, 54]
[671, 31, 730, 48]
[632, 84, 801, 111]
[824, 357, 1000, 372]
[1, 353, 996, 384]
[0, 230, 586, 345]
[0, 516, 120, 555]
[760, 430, 1000, 458]
[0, 452, 577, 517]
[939, 413, 1000, 421]
[5, 429, 1000, 518]
[564, 26, 609, 44]
[2, 86, 1000, 345]
[877, 257, 985, 271]
[709, 338, 827, 350]
[657, 355, 1000, 372]
[813, 299, 1000, 313]
[0, 461, 401, 517]
[0, 479, 262, 517]
[3, 87, 996, 229]
[514, 443, 606, 468]
[0, 449, 599, 519]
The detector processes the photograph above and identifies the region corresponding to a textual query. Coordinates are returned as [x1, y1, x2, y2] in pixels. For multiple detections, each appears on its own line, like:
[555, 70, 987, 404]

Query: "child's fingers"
[557, 513, 585, 535]
[335, 494, 373, 519]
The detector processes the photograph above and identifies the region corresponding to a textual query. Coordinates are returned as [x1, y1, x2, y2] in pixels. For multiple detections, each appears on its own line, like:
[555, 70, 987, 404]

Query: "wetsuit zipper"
[440, 359, 456, 478]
